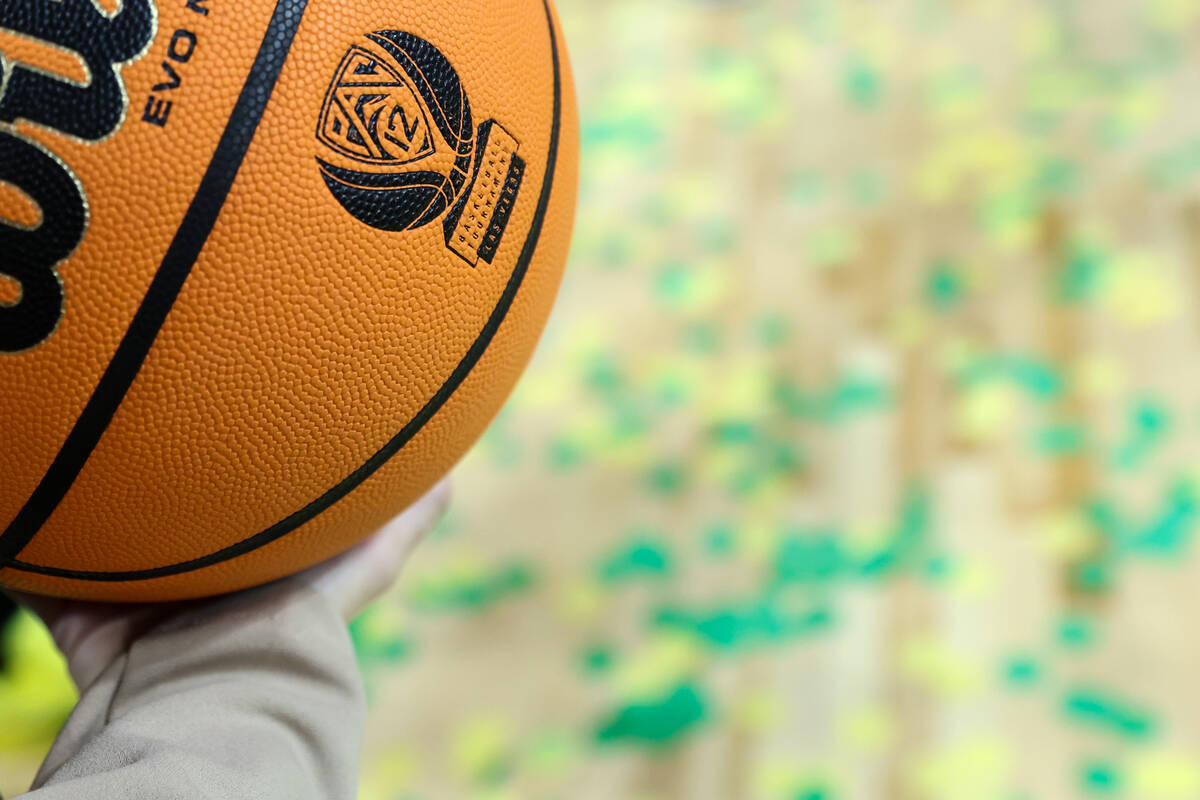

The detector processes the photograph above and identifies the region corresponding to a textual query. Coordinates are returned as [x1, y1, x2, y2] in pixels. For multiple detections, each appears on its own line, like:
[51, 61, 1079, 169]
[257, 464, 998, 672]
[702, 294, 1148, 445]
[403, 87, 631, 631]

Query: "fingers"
[0, 586, 170, 693]
[302, 479, 452, 621]
[360, 478, 452, 569]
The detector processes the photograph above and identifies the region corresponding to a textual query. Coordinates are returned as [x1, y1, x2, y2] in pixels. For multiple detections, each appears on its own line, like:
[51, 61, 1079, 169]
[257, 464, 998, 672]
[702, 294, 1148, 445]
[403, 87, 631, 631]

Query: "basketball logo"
[316, 30, 526, 266]
[0, 0, 156, 353]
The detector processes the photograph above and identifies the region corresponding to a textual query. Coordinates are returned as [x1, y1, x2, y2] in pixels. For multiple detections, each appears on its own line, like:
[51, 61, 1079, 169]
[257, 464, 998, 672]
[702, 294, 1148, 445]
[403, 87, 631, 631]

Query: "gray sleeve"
[16, 580, 366, 800]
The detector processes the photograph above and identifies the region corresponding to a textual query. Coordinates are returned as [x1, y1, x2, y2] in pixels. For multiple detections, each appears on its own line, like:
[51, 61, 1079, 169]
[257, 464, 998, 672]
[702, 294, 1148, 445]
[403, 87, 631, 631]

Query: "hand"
[0, 479, 450, 694]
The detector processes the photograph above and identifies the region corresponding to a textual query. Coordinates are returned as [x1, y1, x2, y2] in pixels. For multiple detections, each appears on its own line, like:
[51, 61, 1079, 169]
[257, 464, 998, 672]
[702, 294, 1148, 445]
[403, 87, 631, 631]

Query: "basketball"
[0, 0, 578, 602]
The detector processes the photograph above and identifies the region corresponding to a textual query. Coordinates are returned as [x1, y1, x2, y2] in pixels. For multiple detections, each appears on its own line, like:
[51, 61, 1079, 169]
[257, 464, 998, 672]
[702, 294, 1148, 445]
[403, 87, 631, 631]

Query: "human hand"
[0, 479, 450, 694]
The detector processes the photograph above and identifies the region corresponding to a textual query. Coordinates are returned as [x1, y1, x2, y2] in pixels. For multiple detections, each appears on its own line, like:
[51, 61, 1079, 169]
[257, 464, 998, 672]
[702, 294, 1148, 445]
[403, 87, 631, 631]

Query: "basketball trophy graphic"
[316, 30, 526, 266]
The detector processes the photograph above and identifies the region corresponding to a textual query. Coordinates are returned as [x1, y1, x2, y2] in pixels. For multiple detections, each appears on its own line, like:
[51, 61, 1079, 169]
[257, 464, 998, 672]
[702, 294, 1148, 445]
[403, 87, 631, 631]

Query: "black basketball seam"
[6, 0, 566, 583]
[0, 0, 312, 568]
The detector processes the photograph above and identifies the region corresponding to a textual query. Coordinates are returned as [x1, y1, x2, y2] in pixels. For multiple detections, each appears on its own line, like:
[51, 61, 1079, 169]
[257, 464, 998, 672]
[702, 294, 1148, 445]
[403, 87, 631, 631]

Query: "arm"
[23, 580, 363, 800]
[10, 480, 449, 800]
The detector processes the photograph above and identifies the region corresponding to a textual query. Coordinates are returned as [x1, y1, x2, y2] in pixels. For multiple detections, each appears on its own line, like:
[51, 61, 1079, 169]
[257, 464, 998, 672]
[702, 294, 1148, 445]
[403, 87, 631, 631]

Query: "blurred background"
[8, 0, 1200, 797]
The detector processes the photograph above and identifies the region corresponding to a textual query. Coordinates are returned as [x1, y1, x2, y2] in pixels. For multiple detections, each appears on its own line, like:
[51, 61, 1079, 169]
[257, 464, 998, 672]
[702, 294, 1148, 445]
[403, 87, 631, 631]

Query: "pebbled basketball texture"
[0, 0, 578, 602]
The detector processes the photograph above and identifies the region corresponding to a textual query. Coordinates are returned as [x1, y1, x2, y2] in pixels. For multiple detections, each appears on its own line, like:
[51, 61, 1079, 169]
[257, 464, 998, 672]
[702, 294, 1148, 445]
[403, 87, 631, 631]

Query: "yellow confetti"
[909, 736, 1013, 799]
[844, 517, 892, 561]
[702, 360, 773, 420]
[840, 706, 896, 752]
[1130, 751, 1200, 798]
[954, 382, 1019, 445]
[888, 305, 931, 347]
[1025, 66, 1092, 117]
[764, 28, 811, 73]
[1114, 83, 1165, 130]
[560, 314, 614, 361]
[846, 10, 900, 65]
[452, 715, 513, 784]
[741, 517, 783, 561]
[915, 128, 1034, 204]
[1098, 252, 1182, 327]
[1034, 509, 1098, 561]
[524, 732, 581, 777]
[698, 446, 748, 486]
[1073, 353, 1125, 398]
[948, 558, 997, 599]
[612, 633, 704, 701]
[900, 635, 983, 696]
[408, 549, 489, 599]
[938, 335, 984, 375]
[732, 689, 785, 733]
[358, 748, 420, 800]
[510, 370, 573, 412]
[557, 578, 608, 625]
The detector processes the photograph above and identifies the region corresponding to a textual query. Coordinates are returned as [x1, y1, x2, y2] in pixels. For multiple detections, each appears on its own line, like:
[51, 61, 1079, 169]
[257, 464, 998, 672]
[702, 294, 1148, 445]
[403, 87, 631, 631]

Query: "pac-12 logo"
[316, 30, 525, 266]
[0, 0, 157, 353]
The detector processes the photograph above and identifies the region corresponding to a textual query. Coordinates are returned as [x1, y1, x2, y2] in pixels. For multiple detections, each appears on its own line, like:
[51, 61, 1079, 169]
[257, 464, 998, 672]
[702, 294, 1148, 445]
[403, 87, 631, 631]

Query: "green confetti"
[1055, 239, 1109, 303]
[827, 375, 892, 419]
[858, 486, 931, 577]
[409, 562, 536, 612]
[581, 116, 663, 150]
[703, 523, 737, 557]
[1087, 481, 1198, 557]
[594, 683, 709, 746]
[773, 375, 891, 422]
[711, 420, 760, 445]
[655, 600, 832, 650]
[845, 57, 883, 107]
[600, 535, 674, 582]
[1057, 615, 1098, 650]
[1034, 423, 1088, 455]
[580, 644, 616, 675]
[1112, 398, 1170, 471]
[1003, 655, 1042, 687]
[1034, 157, 1080, 197]
[775, 531, 846, 584]
[1081, 760, 1122, 795]
[795, 785, 833, 800]
[547, 436, 586, 471]
[788, 170, 826, 205]
[350, 615, 414, 667]
[957, 355, 1063, 401]
[850, 167, 886, 207]
[655, 260, 697, 305]
[756, 314, 791, 348]
[1008, 357, 1064, 400]
[1063, 688, 1156, 739]
[583, 353, 625, 395]
[923, 555, 953, 581]
[645, 462, 689, 495]
[925, 258, 966, 311]
[682, 320, 724, 353]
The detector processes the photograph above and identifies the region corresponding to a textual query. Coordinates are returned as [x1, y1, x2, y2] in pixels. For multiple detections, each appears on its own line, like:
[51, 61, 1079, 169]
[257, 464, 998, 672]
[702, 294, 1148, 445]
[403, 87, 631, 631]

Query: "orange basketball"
[0, 0, 578, 601]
